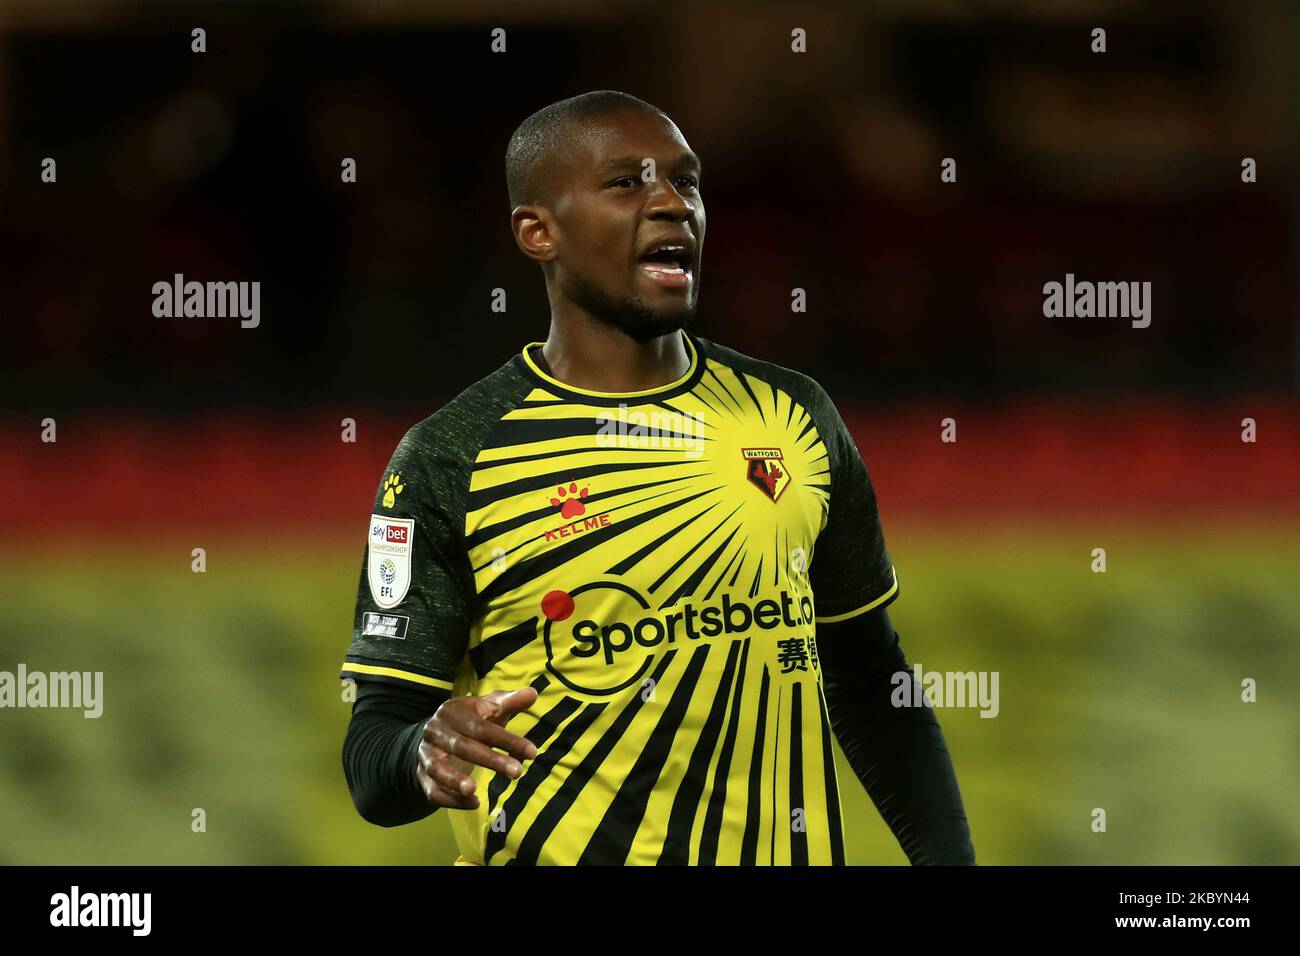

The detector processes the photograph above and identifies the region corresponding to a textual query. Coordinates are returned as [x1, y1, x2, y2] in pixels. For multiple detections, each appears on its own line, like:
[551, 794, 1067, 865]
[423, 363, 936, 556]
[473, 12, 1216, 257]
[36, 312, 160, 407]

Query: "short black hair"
[505, 90, 666, 209]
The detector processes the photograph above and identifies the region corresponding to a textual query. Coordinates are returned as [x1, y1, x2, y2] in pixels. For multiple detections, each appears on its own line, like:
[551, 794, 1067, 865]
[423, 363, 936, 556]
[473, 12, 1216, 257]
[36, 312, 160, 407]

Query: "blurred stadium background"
[1, 0, 1297, 865]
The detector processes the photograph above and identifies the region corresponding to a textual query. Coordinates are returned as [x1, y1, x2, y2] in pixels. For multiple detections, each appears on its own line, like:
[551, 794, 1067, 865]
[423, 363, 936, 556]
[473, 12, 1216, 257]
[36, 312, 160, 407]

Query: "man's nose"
[644, 178, 695, 221]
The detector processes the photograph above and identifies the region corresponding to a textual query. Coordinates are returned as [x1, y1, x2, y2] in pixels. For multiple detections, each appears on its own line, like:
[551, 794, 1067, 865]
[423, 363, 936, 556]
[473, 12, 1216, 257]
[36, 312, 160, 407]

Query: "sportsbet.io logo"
[538, 582, 816, 696]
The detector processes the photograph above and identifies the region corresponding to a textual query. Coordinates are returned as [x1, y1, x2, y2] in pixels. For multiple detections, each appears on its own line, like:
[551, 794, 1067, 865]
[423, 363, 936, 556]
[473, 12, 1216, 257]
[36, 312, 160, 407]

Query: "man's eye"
[675, 176, 700, 189]
[608, 176, 638, 188]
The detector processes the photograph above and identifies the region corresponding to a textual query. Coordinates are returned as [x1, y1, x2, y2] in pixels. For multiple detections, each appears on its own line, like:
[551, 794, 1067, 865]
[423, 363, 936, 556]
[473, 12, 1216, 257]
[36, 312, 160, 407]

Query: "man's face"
[544, 108, 705, 341]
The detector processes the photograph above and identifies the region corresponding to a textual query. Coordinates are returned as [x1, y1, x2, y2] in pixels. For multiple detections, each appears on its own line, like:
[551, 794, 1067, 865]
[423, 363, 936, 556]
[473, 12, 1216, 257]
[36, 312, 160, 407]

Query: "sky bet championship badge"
[368, 515, 413, 608]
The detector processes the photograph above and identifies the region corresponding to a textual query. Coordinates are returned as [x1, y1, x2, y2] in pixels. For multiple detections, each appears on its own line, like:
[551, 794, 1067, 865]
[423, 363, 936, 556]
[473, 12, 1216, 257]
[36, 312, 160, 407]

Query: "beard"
[562, 269, 698, 343]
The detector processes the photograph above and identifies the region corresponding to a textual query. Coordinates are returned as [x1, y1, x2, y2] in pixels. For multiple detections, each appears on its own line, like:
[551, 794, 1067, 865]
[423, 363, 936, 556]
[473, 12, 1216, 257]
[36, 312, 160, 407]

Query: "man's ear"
[511, 205, 558, 265]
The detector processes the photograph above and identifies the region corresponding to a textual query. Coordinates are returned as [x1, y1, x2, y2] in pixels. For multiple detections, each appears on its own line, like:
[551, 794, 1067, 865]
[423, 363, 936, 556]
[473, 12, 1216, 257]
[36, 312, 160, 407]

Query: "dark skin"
[416, 105, 706, 809]
[511, 105, 705, 390]
[417, 689, 538, 810]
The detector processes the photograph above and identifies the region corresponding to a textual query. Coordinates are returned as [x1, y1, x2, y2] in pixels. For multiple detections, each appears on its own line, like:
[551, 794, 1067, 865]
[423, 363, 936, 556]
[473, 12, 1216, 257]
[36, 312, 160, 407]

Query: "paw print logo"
[382, 473, 405, 509]
[550, 481, 589, 519]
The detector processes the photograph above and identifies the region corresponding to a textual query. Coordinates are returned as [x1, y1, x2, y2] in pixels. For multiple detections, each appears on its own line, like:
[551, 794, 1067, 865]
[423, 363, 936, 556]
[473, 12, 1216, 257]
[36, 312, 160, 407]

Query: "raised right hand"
[415, 688, 539, 810]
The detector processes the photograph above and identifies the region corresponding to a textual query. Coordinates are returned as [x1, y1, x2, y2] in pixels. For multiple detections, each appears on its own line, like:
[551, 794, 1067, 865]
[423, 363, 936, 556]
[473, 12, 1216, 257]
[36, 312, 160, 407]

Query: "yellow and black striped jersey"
[341, 329, 898, 864]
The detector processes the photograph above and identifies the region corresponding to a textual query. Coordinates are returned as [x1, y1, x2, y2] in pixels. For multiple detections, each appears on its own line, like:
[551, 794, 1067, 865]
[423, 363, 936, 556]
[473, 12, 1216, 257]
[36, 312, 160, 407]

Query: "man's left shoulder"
[693, 335, 832, 411]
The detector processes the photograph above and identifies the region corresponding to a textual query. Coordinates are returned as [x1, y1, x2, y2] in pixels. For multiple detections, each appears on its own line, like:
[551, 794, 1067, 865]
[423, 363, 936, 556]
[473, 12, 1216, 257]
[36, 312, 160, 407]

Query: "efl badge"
[368, 514, 413, 608]
[743, 447, 790, 502]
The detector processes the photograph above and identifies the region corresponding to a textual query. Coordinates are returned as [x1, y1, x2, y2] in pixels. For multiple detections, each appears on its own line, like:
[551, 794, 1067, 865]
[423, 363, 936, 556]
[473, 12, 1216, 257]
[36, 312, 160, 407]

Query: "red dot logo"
[541, 590, 574, 622]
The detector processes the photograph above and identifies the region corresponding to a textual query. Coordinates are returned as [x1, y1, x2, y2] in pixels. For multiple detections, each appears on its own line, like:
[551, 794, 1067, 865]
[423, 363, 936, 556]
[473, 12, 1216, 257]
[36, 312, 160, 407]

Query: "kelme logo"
[549, 480, 589, 519]
[544, 479, 613, 543]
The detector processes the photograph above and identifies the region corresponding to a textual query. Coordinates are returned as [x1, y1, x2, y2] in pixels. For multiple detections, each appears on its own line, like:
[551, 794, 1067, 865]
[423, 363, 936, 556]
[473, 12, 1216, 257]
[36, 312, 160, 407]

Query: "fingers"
[461, 713, 539, 762]
[417, 741, 480, 810]
[483, 687, 539, 723]
[416, 689, 541, 805]
[426, 723, 528, 779]
[475, 689, 540, 759]
[429, 690, 539, 761]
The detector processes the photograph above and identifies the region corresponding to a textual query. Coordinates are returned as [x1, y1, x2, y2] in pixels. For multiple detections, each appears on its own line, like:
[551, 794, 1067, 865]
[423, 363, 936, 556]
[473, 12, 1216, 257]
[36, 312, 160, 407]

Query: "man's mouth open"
[637, 246, 693, 291]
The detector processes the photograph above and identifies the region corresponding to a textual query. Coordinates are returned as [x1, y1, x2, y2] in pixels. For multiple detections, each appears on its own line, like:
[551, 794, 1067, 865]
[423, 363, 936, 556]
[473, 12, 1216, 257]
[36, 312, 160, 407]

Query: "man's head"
[506, 91, 705, 342]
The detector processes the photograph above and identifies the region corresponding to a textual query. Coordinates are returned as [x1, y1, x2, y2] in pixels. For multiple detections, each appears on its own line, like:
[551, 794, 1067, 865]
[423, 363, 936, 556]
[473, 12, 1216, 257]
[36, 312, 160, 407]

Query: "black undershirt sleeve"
[817, 606, 977, 865]
[342, 679, 451, 827]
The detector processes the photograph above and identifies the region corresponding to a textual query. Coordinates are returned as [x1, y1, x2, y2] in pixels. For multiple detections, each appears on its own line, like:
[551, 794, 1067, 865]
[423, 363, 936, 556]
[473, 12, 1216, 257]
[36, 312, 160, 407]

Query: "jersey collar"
[515, 329, 705, 404]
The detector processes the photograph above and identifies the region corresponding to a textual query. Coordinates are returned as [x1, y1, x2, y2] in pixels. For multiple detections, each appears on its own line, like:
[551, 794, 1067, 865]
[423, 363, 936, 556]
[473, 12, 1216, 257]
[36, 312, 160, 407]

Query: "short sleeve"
[340, 425, 476, 692]
[809, 389, 898, 623]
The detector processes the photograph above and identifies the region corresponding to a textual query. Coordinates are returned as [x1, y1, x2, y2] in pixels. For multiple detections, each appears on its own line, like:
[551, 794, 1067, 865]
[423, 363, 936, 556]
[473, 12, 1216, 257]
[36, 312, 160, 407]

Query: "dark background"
[2, 2, 1295, 411]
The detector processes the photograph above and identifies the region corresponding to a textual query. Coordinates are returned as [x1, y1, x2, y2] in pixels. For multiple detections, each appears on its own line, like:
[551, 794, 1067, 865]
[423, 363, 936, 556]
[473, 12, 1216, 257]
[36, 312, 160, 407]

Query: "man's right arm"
[342, 416, 545, 828]
[343, 679, 449, 827]
[339, 421, 473, 825]
[344, 676, 541, 826]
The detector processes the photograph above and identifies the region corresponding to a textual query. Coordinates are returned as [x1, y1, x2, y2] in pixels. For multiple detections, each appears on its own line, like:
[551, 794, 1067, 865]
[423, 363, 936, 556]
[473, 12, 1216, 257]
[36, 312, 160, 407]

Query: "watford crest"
[743, 448, 790, 502]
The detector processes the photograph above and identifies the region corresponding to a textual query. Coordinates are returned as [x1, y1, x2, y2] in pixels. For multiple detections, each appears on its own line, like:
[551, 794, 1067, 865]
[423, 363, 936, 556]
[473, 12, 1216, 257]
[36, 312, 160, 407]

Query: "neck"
[536, 316, 691, 392]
